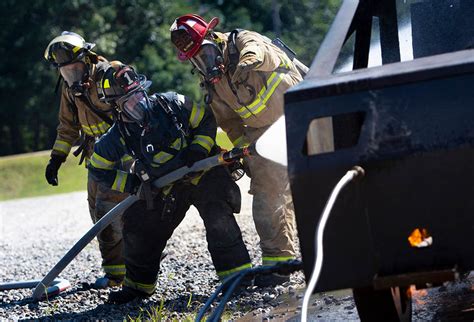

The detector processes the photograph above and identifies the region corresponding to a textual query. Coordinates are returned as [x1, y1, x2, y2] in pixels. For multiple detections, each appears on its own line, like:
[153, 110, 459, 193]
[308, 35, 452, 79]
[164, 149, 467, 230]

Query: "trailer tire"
[353, 286, 412, 322]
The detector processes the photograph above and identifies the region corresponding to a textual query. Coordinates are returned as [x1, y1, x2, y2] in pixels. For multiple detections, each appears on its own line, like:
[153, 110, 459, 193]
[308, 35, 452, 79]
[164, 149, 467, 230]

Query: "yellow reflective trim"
[153, 151, 174, 165]
[103, 78, 110, 89]
[120, 138, 126, 145]
[237, 109, 252, 119]
[231, 136, 244, 147]
[262, 256, 294, 265]
[259, 73, 284, 104]
[152, 138, 186, 166]
[231, 136, 249, 148]
[249, 73, 277, 109]
[103, 264, 126, 276]
[120, 155, 133, 171]
[97, 121, 111, 133]
[234, 72, 285, 119]
[111, 170, 128, 192]
[81, 125, 94, 136]
[90, 152, 115, 170]
[171, 137, 186, 149]
[189, 102, 205, 129]
[72, 46, 81, 53]
[162, 185, 173, 195]
[279, 55, 290, 69]
[192, 135, 214, 153]
[123, 277, 156, 295]
[217, 263, 252, 279]
[88, 121, 110, 136]
[190, 175, 203, 186]
[53, 140, 72, 155]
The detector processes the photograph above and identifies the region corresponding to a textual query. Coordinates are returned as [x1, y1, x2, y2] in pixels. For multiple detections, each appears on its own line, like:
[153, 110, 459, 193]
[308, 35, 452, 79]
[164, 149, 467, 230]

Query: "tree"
[0, 0, 340, 156]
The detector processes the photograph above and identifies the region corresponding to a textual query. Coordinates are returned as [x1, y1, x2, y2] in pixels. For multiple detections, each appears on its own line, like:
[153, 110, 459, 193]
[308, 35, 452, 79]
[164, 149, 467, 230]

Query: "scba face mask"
[190, 39, 224, 84]
[59, 61, 89, 96]
[117, 90, 150, 126]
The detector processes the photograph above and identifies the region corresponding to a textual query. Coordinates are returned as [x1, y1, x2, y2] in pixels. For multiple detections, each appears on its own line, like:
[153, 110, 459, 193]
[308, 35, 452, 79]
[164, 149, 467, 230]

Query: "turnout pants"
[122, 166, 251, 294]
[87, 173, 129, 280]
[244, 126, 297, 265]
[246, 154, 297, 266]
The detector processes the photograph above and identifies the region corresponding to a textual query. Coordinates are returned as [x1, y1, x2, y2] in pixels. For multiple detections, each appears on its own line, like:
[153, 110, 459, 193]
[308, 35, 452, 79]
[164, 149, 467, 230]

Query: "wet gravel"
[0, 177, 307, 320]
[1, 176, 473, 321]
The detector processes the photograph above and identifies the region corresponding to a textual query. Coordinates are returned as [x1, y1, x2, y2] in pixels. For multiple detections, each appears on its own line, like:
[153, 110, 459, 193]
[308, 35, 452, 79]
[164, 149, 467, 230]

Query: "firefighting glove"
[180, 146, 207, 181]
[45, 155, 66, 186]
[227, 160, 245, 181]
[130, 159, 152, 183]
[231, 53, 262, 84]
[182, 146, 208, 168]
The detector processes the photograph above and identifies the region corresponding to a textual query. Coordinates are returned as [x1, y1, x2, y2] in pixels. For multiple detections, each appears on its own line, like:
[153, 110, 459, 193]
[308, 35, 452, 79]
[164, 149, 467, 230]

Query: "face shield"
[190, 40, 224, 83]
[52, 47, 79, 66]
[59, 61, 89, 95]
[116, 90, 149, 126]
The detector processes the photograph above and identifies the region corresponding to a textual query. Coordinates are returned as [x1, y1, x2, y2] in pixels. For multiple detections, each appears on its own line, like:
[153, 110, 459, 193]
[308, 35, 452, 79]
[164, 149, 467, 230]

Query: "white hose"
[301, 167, 363, 322]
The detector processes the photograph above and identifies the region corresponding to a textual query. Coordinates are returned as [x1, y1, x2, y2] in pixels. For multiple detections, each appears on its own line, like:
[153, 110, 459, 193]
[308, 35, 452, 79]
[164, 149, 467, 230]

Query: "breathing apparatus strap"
[226, 29, 258, 113]
[116, 115, 156, 209]
[153, 94, 188, 152]
[72, 134, 94, 165]
[227, 29, 243, 74]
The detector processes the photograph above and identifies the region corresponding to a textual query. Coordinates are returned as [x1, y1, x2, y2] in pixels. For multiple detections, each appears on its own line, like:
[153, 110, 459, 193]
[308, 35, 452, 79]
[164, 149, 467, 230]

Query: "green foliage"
[0, 151, 87, 201]
[0, 0, 339, 156]
[0, 132, 231, 200]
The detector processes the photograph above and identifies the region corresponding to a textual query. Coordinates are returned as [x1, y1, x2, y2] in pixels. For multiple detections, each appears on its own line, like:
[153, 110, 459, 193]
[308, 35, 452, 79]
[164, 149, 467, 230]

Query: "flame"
[408, 228, 432, 247]
[411, 286, 428, 306]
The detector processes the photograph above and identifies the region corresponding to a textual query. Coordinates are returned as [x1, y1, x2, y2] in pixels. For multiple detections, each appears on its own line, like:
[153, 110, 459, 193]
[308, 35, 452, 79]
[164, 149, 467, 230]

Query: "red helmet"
[170, 14, 219, 61]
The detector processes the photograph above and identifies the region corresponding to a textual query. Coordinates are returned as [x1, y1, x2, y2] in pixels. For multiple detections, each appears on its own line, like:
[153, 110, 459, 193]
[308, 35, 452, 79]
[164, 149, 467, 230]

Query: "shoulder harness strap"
[227, 28, 243, 74]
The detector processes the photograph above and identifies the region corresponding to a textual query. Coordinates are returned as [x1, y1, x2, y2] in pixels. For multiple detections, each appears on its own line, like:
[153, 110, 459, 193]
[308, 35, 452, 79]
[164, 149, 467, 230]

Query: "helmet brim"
[175, 16, 220, 61]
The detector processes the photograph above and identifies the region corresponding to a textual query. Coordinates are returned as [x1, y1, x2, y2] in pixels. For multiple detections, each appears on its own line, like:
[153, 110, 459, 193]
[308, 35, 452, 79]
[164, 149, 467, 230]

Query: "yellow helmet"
[44, 31, 95, 67]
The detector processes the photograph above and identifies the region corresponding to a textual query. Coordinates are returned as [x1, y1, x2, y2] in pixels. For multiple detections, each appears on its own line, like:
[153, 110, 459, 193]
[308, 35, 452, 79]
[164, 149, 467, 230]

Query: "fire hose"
[29, 146, 253, 301]
[0, 279, 70, 300]
[196, 260, 304, 322]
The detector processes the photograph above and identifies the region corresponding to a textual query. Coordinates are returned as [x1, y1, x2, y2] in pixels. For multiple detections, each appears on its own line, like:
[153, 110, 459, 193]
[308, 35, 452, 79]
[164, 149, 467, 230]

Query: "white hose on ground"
[301, 166, 364, 322]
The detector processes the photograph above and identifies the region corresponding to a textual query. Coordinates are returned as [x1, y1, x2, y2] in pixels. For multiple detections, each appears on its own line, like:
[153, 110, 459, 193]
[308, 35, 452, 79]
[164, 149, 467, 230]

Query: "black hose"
[195, 260, 303, 322]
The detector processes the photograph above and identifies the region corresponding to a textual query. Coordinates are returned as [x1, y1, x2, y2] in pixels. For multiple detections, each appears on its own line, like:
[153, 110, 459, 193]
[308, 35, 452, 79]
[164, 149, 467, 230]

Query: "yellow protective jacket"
[51, 59, 115, 161]
[210, 30, 303, 146]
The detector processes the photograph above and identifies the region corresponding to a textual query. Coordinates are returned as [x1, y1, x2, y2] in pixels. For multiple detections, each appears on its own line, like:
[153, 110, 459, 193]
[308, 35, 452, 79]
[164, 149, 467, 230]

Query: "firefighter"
[44, 31, 130, 288]
[170, 15, 305, 286]
[88, 63, 252, 303]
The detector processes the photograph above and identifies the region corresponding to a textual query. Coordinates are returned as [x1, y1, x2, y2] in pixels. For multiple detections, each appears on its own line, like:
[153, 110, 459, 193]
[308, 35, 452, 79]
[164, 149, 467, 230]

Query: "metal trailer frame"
[285, 0, 474, 319]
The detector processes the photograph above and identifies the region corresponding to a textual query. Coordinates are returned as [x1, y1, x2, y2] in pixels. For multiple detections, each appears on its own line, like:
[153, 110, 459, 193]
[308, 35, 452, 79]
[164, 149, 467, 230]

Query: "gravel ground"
[0, 176, 307, 320]
[1, 176, 473, 321]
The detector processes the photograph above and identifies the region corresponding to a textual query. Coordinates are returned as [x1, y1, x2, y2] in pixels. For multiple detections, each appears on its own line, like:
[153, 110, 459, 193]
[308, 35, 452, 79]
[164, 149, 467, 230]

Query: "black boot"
[108, 286, 151, 304]
[254, 273, 290, 288]
[220, 274, 254, 294]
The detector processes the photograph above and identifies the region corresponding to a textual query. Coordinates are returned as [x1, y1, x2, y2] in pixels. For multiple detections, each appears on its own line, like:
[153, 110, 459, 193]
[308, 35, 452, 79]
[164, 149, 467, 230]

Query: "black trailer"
[285, 0, 474, 320]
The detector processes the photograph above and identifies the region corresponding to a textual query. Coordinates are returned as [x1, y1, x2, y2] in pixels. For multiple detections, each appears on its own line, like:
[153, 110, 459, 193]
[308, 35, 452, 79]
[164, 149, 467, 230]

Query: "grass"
[127, 297, 237, 322]
[0, 151, 88, 201]
[0, 132, 233, 201]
